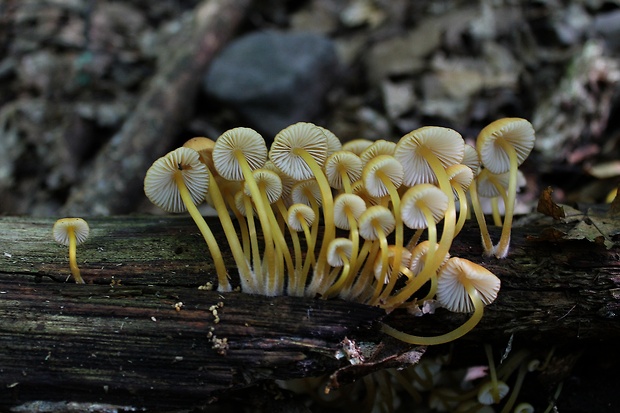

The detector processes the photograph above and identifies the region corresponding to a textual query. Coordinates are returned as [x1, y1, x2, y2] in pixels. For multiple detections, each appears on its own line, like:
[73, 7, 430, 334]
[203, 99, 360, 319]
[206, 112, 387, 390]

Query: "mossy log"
[0, 213, 618, 410]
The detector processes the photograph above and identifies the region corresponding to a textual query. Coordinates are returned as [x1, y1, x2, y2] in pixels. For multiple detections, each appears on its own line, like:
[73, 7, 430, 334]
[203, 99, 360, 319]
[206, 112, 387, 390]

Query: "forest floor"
[1, 0, 619, 412]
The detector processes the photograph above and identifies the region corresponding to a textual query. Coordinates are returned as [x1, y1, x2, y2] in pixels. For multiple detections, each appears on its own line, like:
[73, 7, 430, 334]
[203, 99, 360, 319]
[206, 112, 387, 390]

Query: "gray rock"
[204, 30, 339, 136]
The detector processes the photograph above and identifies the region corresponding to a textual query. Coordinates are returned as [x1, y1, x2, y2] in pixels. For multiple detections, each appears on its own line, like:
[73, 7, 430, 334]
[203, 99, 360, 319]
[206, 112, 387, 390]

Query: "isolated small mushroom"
[287, 203, 317, 295]
[53, 217, 90, 284]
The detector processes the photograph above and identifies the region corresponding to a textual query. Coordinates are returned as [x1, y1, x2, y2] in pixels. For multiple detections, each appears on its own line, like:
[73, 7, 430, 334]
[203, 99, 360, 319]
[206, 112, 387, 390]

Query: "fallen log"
[0, 212, 618, 410]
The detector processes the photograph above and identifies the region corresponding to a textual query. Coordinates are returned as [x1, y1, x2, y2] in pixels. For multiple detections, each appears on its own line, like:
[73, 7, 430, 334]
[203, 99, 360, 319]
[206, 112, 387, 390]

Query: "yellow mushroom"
[53, 217, 90, 284]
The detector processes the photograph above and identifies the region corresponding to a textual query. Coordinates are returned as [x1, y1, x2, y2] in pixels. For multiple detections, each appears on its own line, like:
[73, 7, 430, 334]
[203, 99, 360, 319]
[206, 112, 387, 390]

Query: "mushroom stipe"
[144, 119, 534, 346]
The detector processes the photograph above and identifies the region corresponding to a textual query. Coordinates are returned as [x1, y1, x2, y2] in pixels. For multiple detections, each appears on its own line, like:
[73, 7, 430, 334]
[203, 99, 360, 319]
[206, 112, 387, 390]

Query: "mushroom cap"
[212, 127, 268, 181]
[446, 164, 474, 195]
[358, 205, 396, 240]
[351, 179, 381, 206]
[269, 122, 328, 180]
[263, 160, 295, 199]
[287, 203, 316, 231]
[476, 117, 535, 174]
[362, 155, 404, 198]
[400, 184, 449, 229]
[394, 126, 465, 186]
[245, 168, 283, 204]
[324, 150, 363, 190]
[463, 144, 481, 176]
[326, 238, 353, 267]
[359, 139, 396, 165]
[333, 193, 367, 230]
[436, 257, 501, 313]
[234, 190, 250, 217]
[477, 381, 510, 405]
[409, 240, 450, 276]
[476, 168, 511, 198]
[144, 147, 209, 213]
[318, 126, 342, 156]
[183, 137, 217, 174]
[53, 218, 90, 246]
[374, 245, 413, 284]
[342, 138, 374, 155]
[291, 179, 323, 207]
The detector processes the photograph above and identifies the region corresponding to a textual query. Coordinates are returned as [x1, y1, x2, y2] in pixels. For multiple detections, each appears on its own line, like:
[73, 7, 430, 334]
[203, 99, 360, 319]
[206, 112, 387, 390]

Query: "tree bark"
[0, 213, 618, 410]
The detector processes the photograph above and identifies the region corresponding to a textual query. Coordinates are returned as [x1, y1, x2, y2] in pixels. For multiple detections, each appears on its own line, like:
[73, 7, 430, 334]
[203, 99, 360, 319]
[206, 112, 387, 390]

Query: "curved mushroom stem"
[469, 176, 494, 255]
[324, 252, 351, 298]
[67, 229, 85, 284]
[295, 150, 335, 289]
[485, 344, 502, 404]
[500, 363, 529, 413]
[242, 194, 263, 293]
[324, 213, 359, 297]
[380, 285, 484, 345]
[491, 197, 503, 227]
[234, 153, 278, 291]
[206, 170, 254, 292]
[367, 222, 390, 305]
[174, 172, 231, 292]
[494, 141, 519, 258]
[453, 184, 469, 237]
[375, 172, 403, 303]
[385, 150, 455, 308]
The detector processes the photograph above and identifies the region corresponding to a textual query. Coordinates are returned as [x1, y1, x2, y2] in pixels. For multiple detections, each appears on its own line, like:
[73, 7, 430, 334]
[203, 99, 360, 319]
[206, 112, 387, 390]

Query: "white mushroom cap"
[400, 184, 449, 230]
[359, 139, 396, 165]
[409, 240, 450, 276]
[463, 144, 481, 176]
[374, 245, 412, 284]
[477, 381, 510, 405]
[342, 138, 373, 155]
[358, 205, 395, 240]
[333, 193, 367, 230]
[395, 126, 465, 186]
[318, 126, 342, 156]
[269, 122, 328, 180]
[326, 238, 353, 267]
[212, 127, 268, 181]
[287, 203, 316, 232]
[446, 164, 474, 191]
[362, 155, 404, 198]
[244, 168, 283, 204]
[144, 147, 209, 213]
[324, 150, 363, 190]
[291, 179, 323, 207]
[53, 218, 90, 246]
[436, 257, 501, 313]
[476, 118, 535, 174]
[476, 169, 511, 198]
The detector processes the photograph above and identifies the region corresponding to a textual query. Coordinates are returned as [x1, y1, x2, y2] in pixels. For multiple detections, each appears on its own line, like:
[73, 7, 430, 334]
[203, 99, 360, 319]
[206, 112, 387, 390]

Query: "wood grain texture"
[0, 213, 619, 410]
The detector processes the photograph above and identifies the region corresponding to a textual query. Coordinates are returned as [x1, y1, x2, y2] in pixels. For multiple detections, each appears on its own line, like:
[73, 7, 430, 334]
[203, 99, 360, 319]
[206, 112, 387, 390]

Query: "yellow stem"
[453, 185, 468, 237]
[175, 172, 230, 291]
[494, 142, 519, 258]
[469, 175, 494, 255]
[380, 285, 484, 345]
[297, 150, 335, 289]
[207, 171, 254, 291]
[67, 229, 85, 284]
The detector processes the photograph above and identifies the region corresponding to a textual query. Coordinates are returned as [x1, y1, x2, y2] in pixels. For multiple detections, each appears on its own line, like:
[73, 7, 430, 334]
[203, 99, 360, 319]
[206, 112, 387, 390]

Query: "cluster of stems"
[145, 119, 535, 345]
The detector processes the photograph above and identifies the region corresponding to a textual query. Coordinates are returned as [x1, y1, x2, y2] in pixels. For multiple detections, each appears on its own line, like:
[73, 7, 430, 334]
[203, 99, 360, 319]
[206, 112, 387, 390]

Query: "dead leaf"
[537, 187, 565, 219]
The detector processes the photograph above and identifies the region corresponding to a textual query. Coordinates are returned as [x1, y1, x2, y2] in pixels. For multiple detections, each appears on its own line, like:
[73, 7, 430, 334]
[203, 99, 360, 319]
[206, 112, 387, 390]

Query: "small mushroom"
[476, 118, 535, 258]
[53, 217, 90, 284]
[381, 257, 500, 345]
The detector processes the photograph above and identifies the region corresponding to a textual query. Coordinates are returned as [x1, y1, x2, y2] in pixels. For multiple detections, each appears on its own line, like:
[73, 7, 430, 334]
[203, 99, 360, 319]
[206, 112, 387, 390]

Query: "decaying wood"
[61, 0, 251, 216]
[0, 213, 619, 410]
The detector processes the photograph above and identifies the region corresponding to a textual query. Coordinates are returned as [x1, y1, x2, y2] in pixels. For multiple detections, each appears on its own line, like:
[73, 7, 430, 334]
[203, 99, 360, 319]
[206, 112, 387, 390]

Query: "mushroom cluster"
[144, 119, 535, 345]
